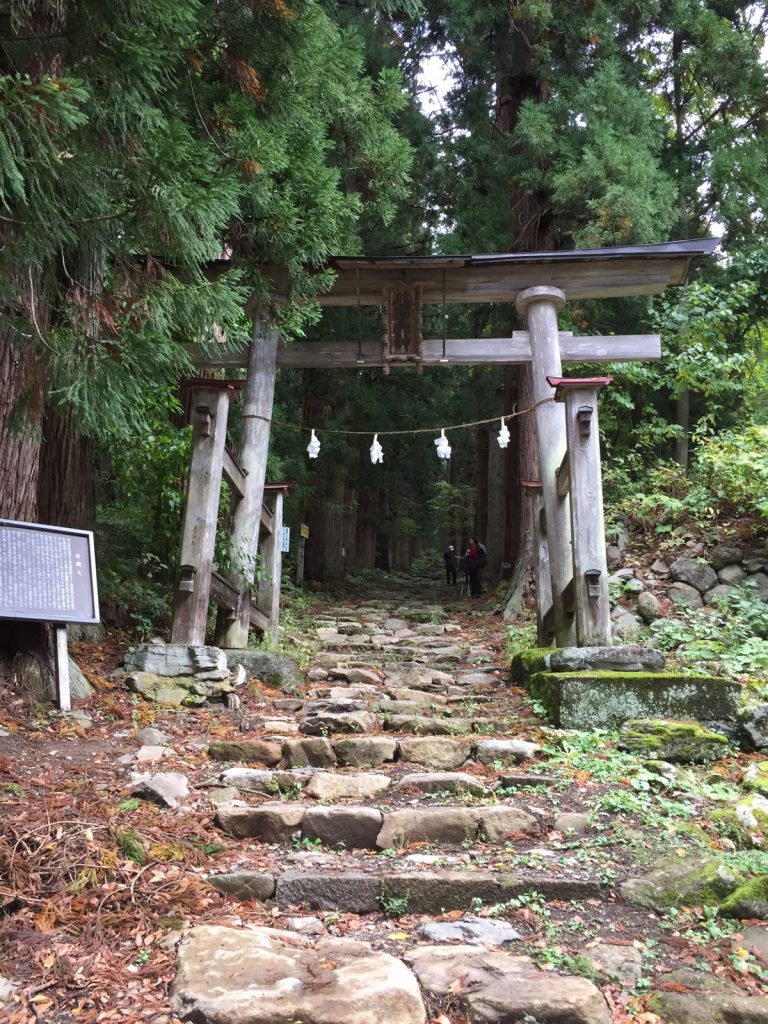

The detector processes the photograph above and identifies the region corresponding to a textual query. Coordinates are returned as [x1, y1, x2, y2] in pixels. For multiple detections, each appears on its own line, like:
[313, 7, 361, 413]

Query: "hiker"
[443, 545, 457, 585]
[467, 536, 487, 597]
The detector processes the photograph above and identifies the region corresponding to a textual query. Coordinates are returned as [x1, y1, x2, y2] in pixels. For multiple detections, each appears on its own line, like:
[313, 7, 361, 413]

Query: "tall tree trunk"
[0, 327, 44, 521]
[38, 409, 97, 528]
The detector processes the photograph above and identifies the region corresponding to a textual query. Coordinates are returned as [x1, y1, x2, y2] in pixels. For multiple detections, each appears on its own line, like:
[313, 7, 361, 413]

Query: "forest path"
[1, 577, 767, 1023]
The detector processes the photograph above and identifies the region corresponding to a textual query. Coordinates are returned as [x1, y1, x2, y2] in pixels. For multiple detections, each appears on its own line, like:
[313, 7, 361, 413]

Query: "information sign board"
[281, 527, 291, 554]
[300, 524, 310, 539]
[0, 519, 100, 625]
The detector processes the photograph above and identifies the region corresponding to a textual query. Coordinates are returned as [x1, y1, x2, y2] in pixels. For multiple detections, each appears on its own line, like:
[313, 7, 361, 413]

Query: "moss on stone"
[619, 719, 729, 764]
[525, 671, 740, 730]
[510, 647, 555, 684]
[621, 856, 744, 912]
[720, 874, 768, 919]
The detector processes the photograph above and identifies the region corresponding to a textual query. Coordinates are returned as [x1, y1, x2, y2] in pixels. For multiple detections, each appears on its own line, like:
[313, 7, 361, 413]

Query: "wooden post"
[171, 387, 230, 646]
[554, 377, 612, 646]
[259, 489, 285, 644]
[216, 314, 279, 649]
[515, 286, 575, 646]
[522, 481, 552, 646]
[295, 536, 306, 587]
[54, 626, 71, 711]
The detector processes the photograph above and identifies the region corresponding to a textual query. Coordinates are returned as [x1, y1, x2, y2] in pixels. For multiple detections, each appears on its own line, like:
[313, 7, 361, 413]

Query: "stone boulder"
[405, 946, 610, 1024]
[418, 916, 520, 946]
[710, 544, 744, 570]
[621, 855, 743, 912]
[132, 771, 189, 808]
[748, 572, 768, 601]
[304, 772, 391, 800]
[223, 649, 300, 690]
[173, 925, 427, 1024]
[282, 737, 336, 768]
[302, 806, 383, 849]
[396, 771, 487, 796]
[125, 643, 226, 676]
[670, 557, 718, 594]
[648, 967, 768, 1024]
[741, 704, 768, 751]
[208, 871, 276, 901]
[208, 739, 282, 765]
[475, 739, 541, 765]
[668, 581, 705, 610]
[214, 801, 304, 842]
[619, 719, 729, 763]
[704, 584, 734, 606]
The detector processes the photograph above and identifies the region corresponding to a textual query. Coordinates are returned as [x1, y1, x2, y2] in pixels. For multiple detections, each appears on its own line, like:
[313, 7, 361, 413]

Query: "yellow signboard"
[300, 524, 310, 539]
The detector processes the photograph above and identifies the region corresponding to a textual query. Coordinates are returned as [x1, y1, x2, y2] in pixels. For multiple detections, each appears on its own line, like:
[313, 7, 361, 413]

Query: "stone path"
[166, 588, 767, 1024]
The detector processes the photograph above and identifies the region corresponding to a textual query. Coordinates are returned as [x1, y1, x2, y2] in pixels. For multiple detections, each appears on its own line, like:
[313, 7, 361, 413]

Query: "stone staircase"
[170, 593, 768, 1024]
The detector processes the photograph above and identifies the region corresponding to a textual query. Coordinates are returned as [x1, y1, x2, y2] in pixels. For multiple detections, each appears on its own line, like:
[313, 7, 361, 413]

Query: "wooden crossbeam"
[187, 333, 660, 369]
[209, 570, 270, 633]
[222, 448, 248, 500]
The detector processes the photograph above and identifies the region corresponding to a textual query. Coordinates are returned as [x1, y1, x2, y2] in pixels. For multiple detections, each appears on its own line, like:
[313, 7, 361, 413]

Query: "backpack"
[477, 543, 488, 569]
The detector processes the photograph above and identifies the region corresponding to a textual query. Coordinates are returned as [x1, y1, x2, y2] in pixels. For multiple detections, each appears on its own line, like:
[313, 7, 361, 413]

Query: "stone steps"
[208, 866, 605, 912]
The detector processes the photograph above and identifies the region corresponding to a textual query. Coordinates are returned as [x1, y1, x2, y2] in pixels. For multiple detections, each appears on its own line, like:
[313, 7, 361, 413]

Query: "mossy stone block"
[619, 719, 729, 763]
[743, 761, 768, 796]
[720, 874, 768, 919]
[509, 647, 555, 684]
[621, 856, 744, 912]
[528, 670, 740, 730]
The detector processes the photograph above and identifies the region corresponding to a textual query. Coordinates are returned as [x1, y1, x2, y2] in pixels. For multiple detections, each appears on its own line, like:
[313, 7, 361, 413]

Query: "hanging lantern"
[497, 417, 510, 449]
[307, 429, 321, 459]
[370, 433, 384, 464]
[434, 429, 451, 460]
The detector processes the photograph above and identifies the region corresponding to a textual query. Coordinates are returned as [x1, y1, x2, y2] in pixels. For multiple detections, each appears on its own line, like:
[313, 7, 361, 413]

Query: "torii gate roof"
[318, 237, 719, 305]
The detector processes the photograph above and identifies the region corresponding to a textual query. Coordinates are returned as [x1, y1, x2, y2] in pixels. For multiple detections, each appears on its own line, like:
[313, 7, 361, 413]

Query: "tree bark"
[0, 327, 44, 522]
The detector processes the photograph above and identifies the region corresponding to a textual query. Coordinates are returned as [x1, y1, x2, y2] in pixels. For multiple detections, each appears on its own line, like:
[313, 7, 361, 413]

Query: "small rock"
[475, 739, 541, 765]
[136, 726, 172, 746]
[208, 786, 241, 805]
[0, 974, 18, 1006]
[650, 559, 670, 576]
[384, 618, 409, 631]
[553, 812, 589, 835]
[300, 699, 377, 736]
[612, 612, 643, 639]
[132, 771, 189, 808]
[747, 572, 768, 601]
[307, 668, 329, 681]
[136, 744, 171, 763]
[346, 668, 384, 686]
[739, 925, 768, 962]
[586, 943, 643, 986]
[419, 916, 521, 946]
[744, 556, 766, 574]
[287, 916, 325, 934]
[742, 704, 768, 751]
[669, 557, 718, 594]
[606, 544, 622, 567]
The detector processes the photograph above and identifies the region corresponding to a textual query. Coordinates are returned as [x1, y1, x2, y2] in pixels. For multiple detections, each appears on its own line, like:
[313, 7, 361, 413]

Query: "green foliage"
[695, 427, 768, 518]
[115, 828, 146, 864]
[650, 582, 768, 680]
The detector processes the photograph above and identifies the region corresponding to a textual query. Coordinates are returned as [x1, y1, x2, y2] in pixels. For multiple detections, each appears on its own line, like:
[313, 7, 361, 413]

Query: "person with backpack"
[467, 536, 487, 597]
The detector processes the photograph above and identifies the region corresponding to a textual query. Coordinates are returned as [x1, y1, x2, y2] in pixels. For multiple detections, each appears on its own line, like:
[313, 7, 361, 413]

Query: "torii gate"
[173, 237, 717, 651]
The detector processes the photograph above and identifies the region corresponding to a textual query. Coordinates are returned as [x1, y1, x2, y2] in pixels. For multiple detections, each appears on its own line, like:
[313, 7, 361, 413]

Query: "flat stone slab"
[215, 802, 305, 842]
[376, 806, 537, 849]
[282, 737, 336, 768]
[172, 925, 427, 1024]
[303, 806, 383, 849]
[619, 719, 729, 763]
[529, 671, 741, 730]
[406, 946, 611, 1024]
[274, 870, 603, 913]
[334, 737, 398, 767]
[208, 871, 277, 901]
[419, 915, 521, 945]
[304, 772, 391, 800]
[125, 643, 226, 676]
[396, 771, 488, 796]
[208, 739, 282, 765]
[548, 645, 666, 673]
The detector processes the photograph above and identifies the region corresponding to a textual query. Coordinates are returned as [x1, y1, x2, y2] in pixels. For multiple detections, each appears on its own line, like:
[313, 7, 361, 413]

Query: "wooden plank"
[556, 451, 571, 498]
[561, 576, 575, 615]
[54, 626, 71, 712]
[261, 503, 274, 534]
[186, 334, 661, 369]
[222, 448, 247, 500]
[216, 315, 279, 649]
[565, 386, 611, 646]
[171, 388, 230, 646]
